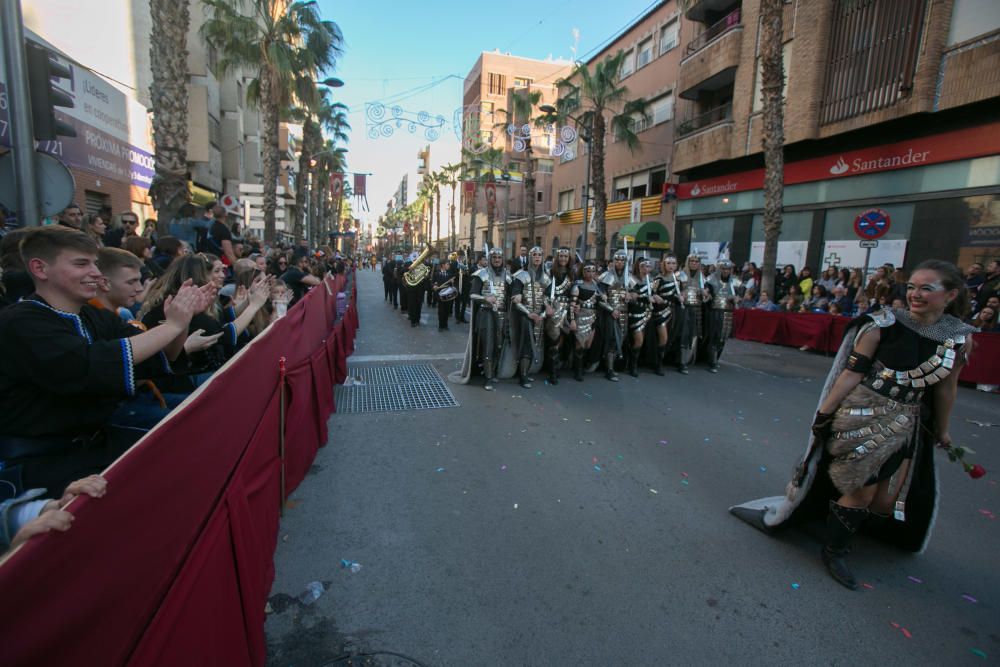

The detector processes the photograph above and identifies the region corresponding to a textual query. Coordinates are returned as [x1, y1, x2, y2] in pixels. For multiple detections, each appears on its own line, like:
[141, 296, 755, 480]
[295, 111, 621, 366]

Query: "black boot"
[822, 501, 867, 591]
[707, 347, 720, 373]
[573, 349, 585, 382]
[654, 345, 666, 376]
[678, 346, 691, 374]
[605, 352, 619, 382]
[547, 345, 560, 385]
[628, 349, 640, 377]
[483, 360, 495, 391]
[519, 358, 533, 388]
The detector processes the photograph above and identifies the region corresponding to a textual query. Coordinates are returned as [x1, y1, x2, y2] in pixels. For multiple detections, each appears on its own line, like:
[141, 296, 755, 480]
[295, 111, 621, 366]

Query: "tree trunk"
[319, 172, 330, 246]
[293, 118, 313, 245]
[485, 173, 496, 249]
[759, 0, 786, 300]
[449, 183, 457, 250]
[435, 186, 442, 249]
[309, 166, 322, 245]
[148, 0, 191, 235]
[259, 71, 279, 245]
[525, 141, 536, 248]
[591, 113, 608, 260]
[469, 176, 478, 251]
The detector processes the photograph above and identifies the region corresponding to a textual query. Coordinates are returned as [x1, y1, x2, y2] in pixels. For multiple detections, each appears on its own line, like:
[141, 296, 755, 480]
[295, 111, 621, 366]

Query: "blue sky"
[315, 0, 662, 226]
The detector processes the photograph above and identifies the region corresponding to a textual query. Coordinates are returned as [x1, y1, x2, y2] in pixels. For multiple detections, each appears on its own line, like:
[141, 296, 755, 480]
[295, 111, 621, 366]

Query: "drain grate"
[335, 364, 459, 414]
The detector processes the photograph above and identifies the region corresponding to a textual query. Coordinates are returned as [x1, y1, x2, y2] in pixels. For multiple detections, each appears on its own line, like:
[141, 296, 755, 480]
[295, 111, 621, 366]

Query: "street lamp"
[540, 104, 592, 261]
[318, 77, 344, 88]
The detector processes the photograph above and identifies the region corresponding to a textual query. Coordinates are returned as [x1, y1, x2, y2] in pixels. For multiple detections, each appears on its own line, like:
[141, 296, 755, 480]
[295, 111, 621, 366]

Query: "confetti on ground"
[649, 489, 658, 494]
[513, 503, 518, 509]
[585, 418, 592, 422]
[962, 594, 978, 603]
[971, 648, 987, 659]
[900, 628, 912, 639]
[907, 576, 923, 584]
[536, 451, 543, 456]
[791, 583, 800, 590]
[704, 438, 711, 442]
[759, 466, 767, 472]
[680, 480, 689, 486]
[978, 509, 996, 520]
[862, 583, 874, 590]
[890, 622, 900, 629]
[563, 418, 569, 421]
[659, 440, 668, 445]
[500, 465, 507, 471]
[681, 472, 689, 478]
[436, 467, 446, 473]
[583, 393, 592, 399]
[594, 465, 602, 471]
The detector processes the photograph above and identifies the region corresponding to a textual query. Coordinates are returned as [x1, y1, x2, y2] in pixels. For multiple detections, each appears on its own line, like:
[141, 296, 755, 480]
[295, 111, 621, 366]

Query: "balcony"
[678, 9, 743, 99]
[676, 103, 733, 138]
[673, 104, 734, 173]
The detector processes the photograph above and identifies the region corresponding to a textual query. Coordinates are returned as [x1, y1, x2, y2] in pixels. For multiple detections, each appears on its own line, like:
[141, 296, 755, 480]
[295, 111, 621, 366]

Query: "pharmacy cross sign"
[824, 252, 842, 267]
[853, 208, 891, 240]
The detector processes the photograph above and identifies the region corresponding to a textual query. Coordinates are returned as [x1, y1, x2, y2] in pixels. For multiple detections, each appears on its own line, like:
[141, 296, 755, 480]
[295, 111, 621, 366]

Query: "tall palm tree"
[757, 0, 786, 299]
[148, 0, 191, 232]
[551, 51, 649, 260]
[496, 87, 543, 246]
[443, 162, 462, 250]
[294, 91, 349, 243]
[201, 0, 343, 244]
[311, 140, 346, 243]
[432, 169, 447, 249]
[415, 177, 434, 245]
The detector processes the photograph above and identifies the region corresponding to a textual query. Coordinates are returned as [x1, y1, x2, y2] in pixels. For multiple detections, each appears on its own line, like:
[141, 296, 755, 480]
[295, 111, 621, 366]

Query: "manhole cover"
[335, 364, 459, 414]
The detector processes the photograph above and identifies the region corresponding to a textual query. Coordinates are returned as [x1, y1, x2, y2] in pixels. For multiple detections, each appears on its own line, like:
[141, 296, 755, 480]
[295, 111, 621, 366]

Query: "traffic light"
[25, 41, 76, 140]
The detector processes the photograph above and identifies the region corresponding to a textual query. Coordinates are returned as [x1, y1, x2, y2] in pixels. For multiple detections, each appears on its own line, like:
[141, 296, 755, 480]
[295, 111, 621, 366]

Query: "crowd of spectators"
[0, 202, 353, 552]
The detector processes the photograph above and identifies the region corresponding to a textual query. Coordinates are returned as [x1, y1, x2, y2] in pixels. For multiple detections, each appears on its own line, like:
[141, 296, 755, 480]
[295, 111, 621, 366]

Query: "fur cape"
[729, 311, 941, 553]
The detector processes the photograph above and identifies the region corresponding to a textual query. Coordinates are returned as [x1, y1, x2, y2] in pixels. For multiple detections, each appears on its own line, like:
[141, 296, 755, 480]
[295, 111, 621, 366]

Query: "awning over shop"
[189, 182, 217, 206]
[616, 221, 671, 249]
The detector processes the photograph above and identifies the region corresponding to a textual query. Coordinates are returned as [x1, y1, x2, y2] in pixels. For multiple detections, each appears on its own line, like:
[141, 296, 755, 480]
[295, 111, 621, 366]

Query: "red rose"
[968, 464, 987, 479]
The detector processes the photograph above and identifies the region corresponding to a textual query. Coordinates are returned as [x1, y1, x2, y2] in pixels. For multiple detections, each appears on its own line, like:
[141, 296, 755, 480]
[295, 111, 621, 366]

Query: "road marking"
[349, 353, 466, 363]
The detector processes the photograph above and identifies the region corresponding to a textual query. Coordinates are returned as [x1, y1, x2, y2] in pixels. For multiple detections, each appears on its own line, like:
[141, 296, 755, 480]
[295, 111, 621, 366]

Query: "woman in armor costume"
[510, 247, 551, 388]
[625, 258, 656, 377]
[677, 254, 709, 374]
[597, 250, 635, 382]
[649, 255, 684, 376]
[455, 247, 512, 391]
[568, 263, 602, 382]
[731, 260, 977, 590]
[704, 258, 743, 372]
[544, 248, 575, 385]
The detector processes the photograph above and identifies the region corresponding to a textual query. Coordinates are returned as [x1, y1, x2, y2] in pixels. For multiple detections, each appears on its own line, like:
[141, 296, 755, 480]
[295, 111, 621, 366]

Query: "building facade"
[672, 0, 1000, 273]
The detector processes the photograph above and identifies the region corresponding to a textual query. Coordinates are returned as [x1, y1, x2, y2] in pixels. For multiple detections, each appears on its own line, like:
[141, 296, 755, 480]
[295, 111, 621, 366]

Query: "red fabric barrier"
[733, 309, 1000, 384]
[0, 273, 358, 666]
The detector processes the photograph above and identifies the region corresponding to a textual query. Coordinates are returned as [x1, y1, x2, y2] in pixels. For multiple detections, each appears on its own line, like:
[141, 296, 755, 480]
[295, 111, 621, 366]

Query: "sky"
[315, 0, 664, 229]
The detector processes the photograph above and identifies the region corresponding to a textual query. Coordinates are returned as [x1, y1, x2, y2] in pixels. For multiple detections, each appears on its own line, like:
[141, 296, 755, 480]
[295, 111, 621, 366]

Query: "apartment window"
[558, 189, 574, 211]
[650, 167, 667, 196]
[632, 112, 650, 134]
[513, 77, 531, 88]
[481, 101, 494, 115]
[614, 175, 630, 201]
[659, 19, 679, 55]
[488, 72, 507, 96]
[209, 115, 221, 148]
[619, 50, 635, 79]
[613, 170, 655, 201]
[207, 44, 218, 73]
[651, 93, 674, 125]
[480, 130, 493, 144]
[536, 159, 554, 173]
[536, 191, 544, 202]
[637, 38, 653, 69]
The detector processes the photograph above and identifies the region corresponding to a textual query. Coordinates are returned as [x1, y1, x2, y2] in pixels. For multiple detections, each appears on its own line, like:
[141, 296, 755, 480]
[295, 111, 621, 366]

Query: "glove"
[811, 411, 835, 439]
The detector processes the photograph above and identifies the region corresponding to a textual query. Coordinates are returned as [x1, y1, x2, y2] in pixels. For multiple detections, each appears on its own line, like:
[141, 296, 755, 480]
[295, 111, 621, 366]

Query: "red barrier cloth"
[0, 273, 358, 666]
[731, 309, 785, 345]
[962, 332, 1000, 385]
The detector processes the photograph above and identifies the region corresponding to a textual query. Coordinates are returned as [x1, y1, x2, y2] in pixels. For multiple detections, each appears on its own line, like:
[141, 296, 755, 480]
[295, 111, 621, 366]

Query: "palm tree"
[432, 169, 447, 249]
[201, 0, 343, 244]
[463, 147, 507, 249]
[311, 140, 346, 243]
[496, 87, 543, 246]
[294, 91, 349, 243]
[756, 0, 786, 299]
[443, 162, 462, 250]
[148, 0, 191, 232]
[551, 50, 649, 260]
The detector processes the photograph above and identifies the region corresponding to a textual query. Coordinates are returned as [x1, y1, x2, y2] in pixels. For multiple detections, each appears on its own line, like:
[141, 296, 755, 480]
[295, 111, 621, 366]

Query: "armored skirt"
[572, 284, 600, 345]
[730, 309, 975, 553]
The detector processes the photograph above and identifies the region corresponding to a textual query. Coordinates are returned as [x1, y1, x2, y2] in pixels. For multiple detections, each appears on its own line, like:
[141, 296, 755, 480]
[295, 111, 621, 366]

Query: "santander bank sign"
[677, 121, 1000, 199]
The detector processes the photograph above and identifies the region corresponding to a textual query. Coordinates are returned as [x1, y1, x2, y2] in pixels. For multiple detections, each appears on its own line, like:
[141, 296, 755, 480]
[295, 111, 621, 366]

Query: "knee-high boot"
[654, 345, 666, 376]
[547, 343, 560, 385]
[628, 348, 640, 377]
[605, 351, 619, 382]
[573, 349, 585, 382]
[519, 358, 533, 388]
[706, 345, 720, 373]
[482, 359, 495, 391]
[822, 501, 868, 590]
[678, 345, 691, 374]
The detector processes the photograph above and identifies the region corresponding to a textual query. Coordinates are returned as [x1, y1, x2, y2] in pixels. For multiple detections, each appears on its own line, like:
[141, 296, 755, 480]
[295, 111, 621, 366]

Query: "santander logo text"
[829, 157, 849, 175]
[828, 148, 931, 177]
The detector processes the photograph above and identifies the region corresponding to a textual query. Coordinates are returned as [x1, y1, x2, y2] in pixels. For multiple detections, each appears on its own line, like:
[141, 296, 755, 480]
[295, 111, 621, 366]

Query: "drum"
[439, 286, 458, 301]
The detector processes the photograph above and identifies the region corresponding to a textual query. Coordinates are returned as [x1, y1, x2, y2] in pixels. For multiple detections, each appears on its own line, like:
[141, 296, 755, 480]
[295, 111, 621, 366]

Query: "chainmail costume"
[543, 251, 575, 384]
[569, 276, 601, 380]
[704, 262, 743, 371]
[678, 255, 708, 372]
[652, 270, 683, 329]
[468, 252, 511, 388]
[510, 252, 549, 386]
[597, 252, 636, 380]
[627, 273, 654, 334]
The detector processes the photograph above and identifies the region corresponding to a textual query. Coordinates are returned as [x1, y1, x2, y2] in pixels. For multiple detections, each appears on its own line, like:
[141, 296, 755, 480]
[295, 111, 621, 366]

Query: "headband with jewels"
[613, 250, 628, 260]
[488, 247, 504, 257]
[530, 246, 544, 255]
[556, 248, 571, 256]
[717, 259, 734, 269]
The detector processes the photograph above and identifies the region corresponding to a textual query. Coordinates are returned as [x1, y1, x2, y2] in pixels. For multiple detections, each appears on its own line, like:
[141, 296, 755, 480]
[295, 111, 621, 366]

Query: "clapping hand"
[184, 328, 224, 353]
[163, 279, 203, 328]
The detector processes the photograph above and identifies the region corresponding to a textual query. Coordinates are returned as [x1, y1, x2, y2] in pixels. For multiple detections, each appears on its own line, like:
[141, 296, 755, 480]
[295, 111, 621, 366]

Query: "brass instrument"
[403, 243, 434, 288]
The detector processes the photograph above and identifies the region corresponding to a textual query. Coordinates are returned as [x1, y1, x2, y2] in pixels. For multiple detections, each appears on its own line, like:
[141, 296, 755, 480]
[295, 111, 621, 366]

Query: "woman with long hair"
[81, 214, 107, 248]
[568, 262, 602, 382]
[625, 258, 656, 377]
[733, 260, 976, 589]
[776, 264, 797, 301]
[649, 255, 684, 375]
[544, 247, 575, 384]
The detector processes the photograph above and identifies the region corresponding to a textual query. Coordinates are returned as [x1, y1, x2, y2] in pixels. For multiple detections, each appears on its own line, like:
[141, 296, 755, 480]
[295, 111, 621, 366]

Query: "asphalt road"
[266, 268, 1000, 667]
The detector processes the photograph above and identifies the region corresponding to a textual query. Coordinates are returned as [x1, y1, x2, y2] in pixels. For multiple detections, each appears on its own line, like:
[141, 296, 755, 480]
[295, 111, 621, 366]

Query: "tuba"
[403, 243, 434, 288]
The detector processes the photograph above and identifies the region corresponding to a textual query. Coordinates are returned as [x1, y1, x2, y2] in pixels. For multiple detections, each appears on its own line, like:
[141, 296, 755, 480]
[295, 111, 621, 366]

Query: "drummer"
[432, 258, 455, 331]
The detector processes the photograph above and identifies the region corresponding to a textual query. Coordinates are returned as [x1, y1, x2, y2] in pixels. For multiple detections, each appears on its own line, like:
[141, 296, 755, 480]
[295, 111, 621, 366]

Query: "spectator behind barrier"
[972, 306, 997, 332]
[0, 227, 210, 498]
[2, 474, 107, 552]
[152, 236, 184, 272]
[1, 229, 34, 308]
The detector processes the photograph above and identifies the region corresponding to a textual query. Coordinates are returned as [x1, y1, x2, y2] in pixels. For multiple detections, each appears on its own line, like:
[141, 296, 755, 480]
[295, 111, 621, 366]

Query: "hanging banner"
[484, 181, 497, 217]
[463, 181, 476, 212]
[352, 173, 366, 197]
[330, 172, 344, 199]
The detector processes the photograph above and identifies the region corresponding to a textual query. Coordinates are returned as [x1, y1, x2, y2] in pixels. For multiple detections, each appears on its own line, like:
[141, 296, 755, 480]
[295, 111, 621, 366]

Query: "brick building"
[672, 0, 1000, 273]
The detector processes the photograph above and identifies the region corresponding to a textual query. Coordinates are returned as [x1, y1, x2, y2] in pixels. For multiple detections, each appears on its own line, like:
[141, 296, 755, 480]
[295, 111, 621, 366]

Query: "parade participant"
[731, 260, 976, 590]
[395, 259, 409, 313]
[704, 258, 742, 373]
[597, 250, 635, 382]
[406, 260, 430, 328]
[569, 263, 602, 382]
[382, 255, 397, 306]
[456, 247, 512, 390]
[650, 255, 684, 376]
[544, 248, 575, 384]
[510, 247, 551, 388]
[453, 251, 471, 323]
[432, 259, 455, 331]
[677, 254, 708, 374]
[626, 258, 656, 377]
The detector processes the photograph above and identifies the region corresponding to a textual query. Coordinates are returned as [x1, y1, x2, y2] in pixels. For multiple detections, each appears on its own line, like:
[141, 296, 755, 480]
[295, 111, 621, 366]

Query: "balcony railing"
[685, 8, 742, 57]
[676, 102, 733, 138]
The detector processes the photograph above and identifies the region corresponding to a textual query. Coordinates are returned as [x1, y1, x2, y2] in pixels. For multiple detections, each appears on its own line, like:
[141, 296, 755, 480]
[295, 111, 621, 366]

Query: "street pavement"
[266, 268, 1000, 667]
